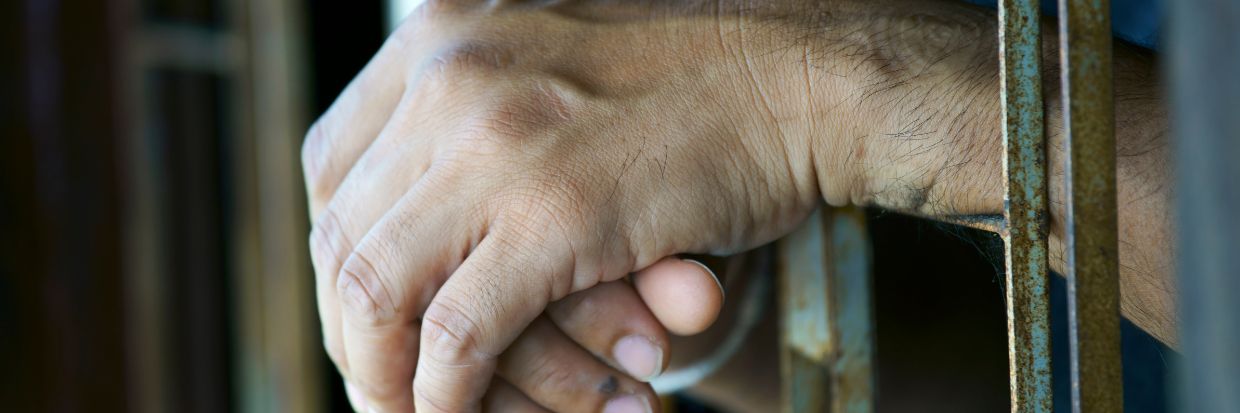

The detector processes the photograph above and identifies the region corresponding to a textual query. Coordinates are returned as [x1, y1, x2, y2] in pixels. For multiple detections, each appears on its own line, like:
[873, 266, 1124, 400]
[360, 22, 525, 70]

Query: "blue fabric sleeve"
[962, 0, 1162, 50]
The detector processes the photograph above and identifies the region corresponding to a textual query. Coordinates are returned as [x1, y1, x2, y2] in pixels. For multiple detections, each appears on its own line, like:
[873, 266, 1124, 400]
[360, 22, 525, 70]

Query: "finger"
[310, 51, 491, 373]
[336, 181, 474, 413]
[309, 126, 428, 385]
[499, 316, 660, 413]
[302, 34, 409, 219]
[309, 92, 442, 395]
[305, 43, 417, 387]
[309, 208, 352, 377]
[546, 280, 670, 382]
[340, 318, 419, 413]
[483, 378, 550, 413]
[309, 89, 435, 293]
[632, 257, 725, 336]
[414, 231, 570, 413]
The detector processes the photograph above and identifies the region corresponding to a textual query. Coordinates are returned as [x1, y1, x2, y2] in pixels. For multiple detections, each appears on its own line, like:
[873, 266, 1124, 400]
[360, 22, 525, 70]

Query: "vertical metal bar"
[114, 1, 169, 410]
[779, 208, 833, 413]
[248, 0, 323, 410]
[827, 208, 875, 413]
[1057, 0, 1124, 411]
[998, 0, 1053, 411]
[778, 207, 875, 413]
[1170, 0, 1240, 411]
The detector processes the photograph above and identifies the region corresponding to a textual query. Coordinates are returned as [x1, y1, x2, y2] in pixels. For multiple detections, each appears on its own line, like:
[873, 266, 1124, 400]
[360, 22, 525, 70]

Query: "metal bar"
[241, 0, 324, 411]
[1057, 0, 1124, 411]
[778, 207, 875, 413]
[941, 214, 1007, 235]
[1170, 0, 1240, 411]
[998, 0, 1053, 411]
[827, 208, 875, 413]
[113, 0, 171, 410]
[135, 25, 245, 73]
[779, 209, 834, 413]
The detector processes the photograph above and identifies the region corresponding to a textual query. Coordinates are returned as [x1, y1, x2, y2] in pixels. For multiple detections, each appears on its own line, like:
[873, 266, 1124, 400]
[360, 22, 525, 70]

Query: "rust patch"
[1057, 0, 1124, 411]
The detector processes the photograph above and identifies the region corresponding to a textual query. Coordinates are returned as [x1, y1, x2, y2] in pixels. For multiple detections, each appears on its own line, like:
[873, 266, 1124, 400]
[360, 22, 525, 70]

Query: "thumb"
[632, 256, 725, 336]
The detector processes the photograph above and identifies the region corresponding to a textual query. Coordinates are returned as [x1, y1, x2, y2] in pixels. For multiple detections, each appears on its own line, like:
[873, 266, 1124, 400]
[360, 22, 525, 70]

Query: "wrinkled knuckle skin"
[414, 298, 492, 413]
[309, 210, 351, 281]
[478, 80, 579, 141]
[336, 249, 400, 327]
[527, 356, 600, 410]
[421, 297, 491, 368]
[426, 43, 514, 84]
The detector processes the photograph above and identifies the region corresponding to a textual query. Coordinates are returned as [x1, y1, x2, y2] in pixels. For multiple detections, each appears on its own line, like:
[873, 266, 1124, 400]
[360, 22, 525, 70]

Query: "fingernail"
[344, 380, 369, 412]
[604, 394, 652, 413]
[683, 258, 724, 300]
[613, 335, 663, 381]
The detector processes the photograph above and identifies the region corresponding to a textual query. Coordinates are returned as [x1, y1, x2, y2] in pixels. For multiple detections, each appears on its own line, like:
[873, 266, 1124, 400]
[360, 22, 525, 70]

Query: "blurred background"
[0, 0, 1173, 412]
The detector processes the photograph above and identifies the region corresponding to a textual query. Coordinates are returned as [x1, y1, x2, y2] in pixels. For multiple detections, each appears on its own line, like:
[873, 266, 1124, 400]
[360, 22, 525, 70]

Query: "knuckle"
[309, 209, 351, 278]
[549, 288, 604, 328]
[514, 332, 638, 412]
[529, 359, 589, 405]
[336, 249, 400, 326]
[301, 122, 328, 189]
[301, 121, 338, 202]
[424, 43, 513, 88]
[463, 81, 581, 154]
[479, 81, 578, 139]
[420, 296, 493, 366]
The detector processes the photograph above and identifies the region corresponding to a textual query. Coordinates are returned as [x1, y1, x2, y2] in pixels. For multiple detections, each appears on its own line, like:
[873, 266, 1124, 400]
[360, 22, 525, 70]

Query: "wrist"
[747, 1, 1007, 216]
[713, 7, 860, 212]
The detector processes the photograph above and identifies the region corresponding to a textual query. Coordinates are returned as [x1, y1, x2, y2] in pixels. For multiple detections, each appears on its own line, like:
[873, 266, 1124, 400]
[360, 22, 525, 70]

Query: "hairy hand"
[305, 0, 1176, 411]
[303, 1, 826, 412]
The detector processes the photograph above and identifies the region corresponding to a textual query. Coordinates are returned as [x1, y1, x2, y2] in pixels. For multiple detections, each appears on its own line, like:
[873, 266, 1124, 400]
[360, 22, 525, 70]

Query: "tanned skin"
[303, 0, 1172, 411]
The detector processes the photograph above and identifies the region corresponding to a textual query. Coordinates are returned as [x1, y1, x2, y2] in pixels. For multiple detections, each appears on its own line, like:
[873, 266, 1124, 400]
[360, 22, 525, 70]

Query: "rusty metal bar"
[1057, 0, 1124, 411]
[1169, 0, 1240, 411]
[998, 0, 1053, 411]
[940, 214, 1007, 235]
[778, 207, 875, 413]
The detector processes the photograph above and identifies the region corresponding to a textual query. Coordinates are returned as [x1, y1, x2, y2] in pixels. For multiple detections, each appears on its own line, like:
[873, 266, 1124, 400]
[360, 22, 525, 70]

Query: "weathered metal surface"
[778, 207, 875, 413]
[829, 208, 875, 413]
[782, 209, 835, 363]
[779, 208, 833, 413]
[941, 214, 1008, 236]
[782, 350, 832, 413]
[1169, 0, 1240, 411]
[998, 0, 1053, 411]
[1057, 0, 1124, 411]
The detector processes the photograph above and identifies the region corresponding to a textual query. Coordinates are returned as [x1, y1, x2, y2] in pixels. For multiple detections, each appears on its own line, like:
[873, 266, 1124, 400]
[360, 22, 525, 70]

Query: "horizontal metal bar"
[134, 24, 245, 72]
[998, 0, 1053, 410]
[941, 214, 1007, 235]
[1057, 0, 1124, 411]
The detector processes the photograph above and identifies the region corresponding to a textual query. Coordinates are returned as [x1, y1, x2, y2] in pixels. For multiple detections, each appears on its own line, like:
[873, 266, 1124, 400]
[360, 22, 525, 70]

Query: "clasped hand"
[304, 2, 821, 412]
